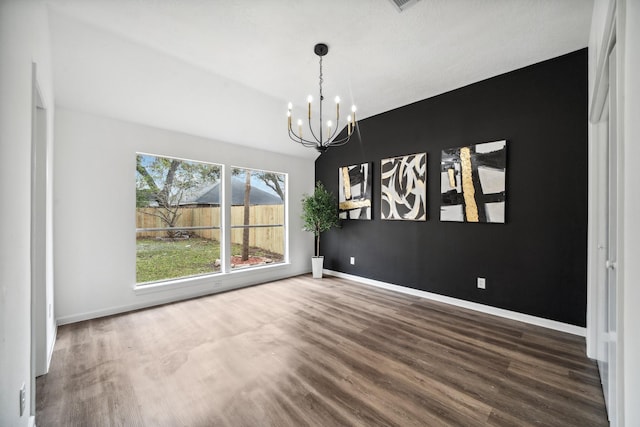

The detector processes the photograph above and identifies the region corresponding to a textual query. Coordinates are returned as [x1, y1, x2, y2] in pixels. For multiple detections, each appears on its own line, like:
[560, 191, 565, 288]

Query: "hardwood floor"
[37, 275, 608, 426]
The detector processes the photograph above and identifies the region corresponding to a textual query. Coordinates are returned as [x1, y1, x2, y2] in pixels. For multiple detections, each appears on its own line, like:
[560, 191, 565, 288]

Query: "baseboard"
[324, 270, 586, 337]
[56, 281, 251, 325]
[55, 268, 305, 325]
[29, 415, 36, 427]
[56, 269, 585, 336]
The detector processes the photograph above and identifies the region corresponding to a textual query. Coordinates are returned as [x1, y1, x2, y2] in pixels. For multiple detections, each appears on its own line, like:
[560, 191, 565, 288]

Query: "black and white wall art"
[381, 153, 427, 221]
[440, 140, 507, 223]
[338, 163, 372, 220]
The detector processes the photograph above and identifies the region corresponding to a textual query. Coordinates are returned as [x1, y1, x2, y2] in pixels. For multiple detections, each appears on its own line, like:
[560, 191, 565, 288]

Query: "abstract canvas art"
[440, 140, 507, 223]
[338, 163, 372, 220]
[381, 153, 427, 221]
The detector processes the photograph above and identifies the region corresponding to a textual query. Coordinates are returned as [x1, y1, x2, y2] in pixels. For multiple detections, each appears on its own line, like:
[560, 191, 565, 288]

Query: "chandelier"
[287, 43, 357, 153]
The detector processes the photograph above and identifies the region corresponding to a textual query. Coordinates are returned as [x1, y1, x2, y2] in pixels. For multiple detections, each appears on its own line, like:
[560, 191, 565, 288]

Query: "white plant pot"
[311, 256, 324, 279]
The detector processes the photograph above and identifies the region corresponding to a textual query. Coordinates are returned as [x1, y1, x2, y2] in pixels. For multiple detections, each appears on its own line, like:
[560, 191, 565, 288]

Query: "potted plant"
[301, 181, 340, 278]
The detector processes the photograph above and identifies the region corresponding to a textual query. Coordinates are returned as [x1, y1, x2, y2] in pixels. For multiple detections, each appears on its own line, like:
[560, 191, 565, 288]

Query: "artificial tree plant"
[301, 181, 340, 276]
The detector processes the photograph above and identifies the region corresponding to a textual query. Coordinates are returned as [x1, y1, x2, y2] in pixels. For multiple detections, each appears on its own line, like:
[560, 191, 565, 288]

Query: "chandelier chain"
[318, 55, 324, 142]
[319, 56, 324, 101]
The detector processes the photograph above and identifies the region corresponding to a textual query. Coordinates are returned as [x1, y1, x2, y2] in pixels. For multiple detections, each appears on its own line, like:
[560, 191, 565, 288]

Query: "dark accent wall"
[315, 49, 588, 326]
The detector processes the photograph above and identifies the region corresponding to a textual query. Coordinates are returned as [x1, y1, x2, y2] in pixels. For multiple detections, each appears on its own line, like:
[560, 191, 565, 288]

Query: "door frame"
[587, 0, 625, 425]
[30, 62, 51, 419]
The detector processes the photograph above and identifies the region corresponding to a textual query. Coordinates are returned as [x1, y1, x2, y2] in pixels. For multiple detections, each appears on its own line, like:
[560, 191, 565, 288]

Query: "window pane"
[230, 168, 286, 270]
[136, 154, 222, 284]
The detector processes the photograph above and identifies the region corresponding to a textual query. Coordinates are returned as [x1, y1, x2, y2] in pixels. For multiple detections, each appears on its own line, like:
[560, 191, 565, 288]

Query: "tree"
[255, 172, 285, 201]
[136, 154, 220, 238]
[242, 170, 252, 261]
[301, 181, 340, 257]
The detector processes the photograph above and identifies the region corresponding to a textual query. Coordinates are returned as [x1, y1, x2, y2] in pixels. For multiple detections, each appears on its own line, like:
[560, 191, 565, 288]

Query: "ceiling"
[47, 0, 594, 160]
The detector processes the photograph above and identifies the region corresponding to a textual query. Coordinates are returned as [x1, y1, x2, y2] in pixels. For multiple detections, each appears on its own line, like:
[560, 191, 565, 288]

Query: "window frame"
[227, 166, 288, 272]
[135, 153, 224, 285]
[134, 153, 289, 291]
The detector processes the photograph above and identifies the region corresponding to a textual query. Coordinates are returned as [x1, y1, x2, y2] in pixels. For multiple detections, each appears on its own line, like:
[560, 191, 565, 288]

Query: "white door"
[605, 45, 618, 425]
[597, 44, 618, 425]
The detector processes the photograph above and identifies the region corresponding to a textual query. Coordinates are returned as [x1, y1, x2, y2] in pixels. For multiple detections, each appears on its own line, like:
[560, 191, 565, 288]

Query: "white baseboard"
[29, 415, 36, 427]
[56, 281, 253, 325]
[55, 266, 304, 325]
[56, 268, 586, 337]
[324, 270, 586, 337]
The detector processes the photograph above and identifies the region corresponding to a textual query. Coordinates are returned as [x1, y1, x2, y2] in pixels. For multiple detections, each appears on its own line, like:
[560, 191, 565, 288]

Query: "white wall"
[54, 108, 315, 323]
[0, 1, 54, 425]
[621, 1, 640, 424]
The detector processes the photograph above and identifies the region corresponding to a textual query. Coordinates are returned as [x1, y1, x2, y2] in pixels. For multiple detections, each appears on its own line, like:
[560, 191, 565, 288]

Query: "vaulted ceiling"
[48, 0, 594, 159]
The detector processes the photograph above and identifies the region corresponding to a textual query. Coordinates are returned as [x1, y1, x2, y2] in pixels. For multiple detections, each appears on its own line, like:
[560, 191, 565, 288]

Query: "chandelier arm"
[288, 133, 317, 148]
[288, 126, 323, 148]
[306, 116, 322, 144]
[288, 120, 312, 144]
[328, 124, 356, 146]
[330, 138, 350, 147]
[326, 134, 351, 147]
[295, 138, 321, 149]
[288, 118, 322, 146]
[290, 118, 355, 148]
[326, 118, 341, 141]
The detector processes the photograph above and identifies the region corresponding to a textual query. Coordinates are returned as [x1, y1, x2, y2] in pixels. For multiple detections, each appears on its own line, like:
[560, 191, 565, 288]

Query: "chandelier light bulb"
[327, 120, 333, 128]
[335, 96, 340, 104]
[307, 95, 313, 103]
[287, 102, 293, 110]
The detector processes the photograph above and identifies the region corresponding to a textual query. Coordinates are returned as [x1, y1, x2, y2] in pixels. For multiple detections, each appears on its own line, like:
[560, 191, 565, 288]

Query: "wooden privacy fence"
[136, 205, 285, 254]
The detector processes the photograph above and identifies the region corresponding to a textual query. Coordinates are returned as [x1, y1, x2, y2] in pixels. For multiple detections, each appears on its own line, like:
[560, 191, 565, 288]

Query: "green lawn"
[136, 237, 283, 284]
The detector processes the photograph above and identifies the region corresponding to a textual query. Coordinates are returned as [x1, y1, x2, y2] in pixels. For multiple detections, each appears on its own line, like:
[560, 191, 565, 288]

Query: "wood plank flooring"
[36, 275, 608, 426]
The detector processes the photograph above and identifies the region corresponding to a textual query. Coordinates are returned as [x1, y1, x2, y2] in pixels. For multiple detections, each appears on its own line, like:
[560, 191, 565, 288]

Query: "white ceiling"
[47, 0, 594, 160]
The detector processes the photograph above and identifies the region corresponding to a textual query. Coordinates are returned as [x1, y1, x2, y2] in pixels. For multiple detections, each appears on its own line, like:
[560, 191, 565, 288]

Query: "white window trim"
[134, 159, 289, 292]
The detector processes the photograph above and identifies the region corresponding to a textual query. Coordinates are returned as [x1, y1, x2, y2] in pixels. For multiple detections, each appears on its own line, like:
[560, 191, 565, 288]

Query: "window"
[136, 154, 222, 284]
[230, 167, 286, 270]
[135, 156, 287, 285]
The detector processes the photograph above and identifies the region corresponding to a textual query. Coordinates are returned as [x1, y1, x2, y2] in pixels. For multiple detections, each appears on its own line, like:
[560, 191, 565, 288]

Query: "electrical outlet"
[350, 257, 355, 265]
[477, 277, 486, 289]
[19, 383, 26, 416]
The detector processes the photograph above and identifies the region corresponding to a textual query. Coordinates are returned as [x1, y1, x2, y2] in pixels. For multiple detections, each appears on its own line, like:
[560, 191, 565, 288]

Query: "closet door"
[605, 45, 619, 424]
